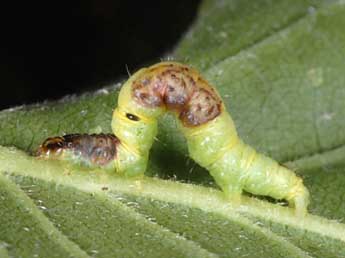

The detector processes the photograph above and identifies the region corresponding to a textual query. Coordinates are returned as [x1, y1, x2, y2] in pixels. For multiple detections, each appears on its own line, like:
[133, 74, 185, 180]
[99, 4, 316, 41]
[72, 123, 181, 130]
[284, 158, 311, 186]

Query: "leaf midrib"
[0, 148, 312, 258]
[1, 146, 344, 245]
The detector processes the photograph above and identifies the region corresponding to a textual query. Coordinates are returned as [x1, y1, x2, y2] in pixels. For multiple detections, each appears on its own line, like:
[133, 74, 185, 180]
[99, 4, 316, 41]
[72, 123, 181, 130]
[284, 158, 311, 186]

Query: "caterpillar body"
[37, 62, 310, 216]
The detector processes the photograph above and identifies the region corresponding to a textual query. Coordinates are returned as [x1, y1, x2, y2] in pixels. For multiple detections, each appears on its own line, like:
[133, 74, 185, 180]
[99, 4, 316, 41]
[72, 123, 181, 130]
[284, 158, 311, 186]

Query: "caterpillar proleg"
[37, 62, 310, 215]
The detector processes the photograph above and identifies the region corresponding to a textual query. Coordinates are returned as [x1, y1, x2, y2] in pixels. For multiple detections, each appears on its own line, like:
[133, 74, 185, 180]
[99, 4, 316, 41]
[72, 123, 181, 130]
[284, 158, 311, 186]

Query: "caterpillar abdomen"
[210, 140, 309, 214]
[182, 109, 309, 215]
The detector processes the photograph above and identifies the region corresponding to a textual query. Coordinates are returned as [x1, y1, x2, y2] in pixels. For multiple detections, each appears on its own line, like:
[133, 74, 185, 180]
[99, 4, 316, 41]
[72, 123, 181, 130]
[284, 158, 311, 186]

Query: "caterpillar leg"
[207, 159, 244, 205]
[286, 179, 310, 217]
[221, 185, 243, 205]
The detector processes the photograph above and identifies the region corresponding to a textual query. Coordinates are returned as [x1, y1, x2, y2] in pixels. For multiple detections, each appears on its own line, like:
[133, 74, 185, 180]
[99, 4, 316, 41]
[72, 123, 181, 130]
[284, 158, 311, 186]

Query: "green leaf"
[1, 0, 345, 257]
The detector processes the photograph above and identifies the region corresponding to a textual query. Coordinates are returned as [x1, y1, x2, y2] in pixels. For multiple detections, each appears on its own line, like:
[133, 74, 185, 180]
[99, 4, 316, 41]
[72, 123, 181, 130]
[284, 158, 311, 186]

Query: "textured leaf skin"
[1, 0, 345, 257]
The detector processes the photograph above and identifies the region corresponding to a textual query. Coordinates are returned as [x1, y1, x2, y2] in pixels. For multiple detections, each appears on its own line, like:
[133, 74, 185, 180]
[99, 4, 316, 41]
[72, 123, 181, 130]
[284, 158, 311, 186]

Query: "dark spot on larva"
[208, 105, 215, 115]
[126, 113, 140, 121]
[142, 78, 151, 86]
[138, 92, 148, 99]
[102, 187, 109, 191]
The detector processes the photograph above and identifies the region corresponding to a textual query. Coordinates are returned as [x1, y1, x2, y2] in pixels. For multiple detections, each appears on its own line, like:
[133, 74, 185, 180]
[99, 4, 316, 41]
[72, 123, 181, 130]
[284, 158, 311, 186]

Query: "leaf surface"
[1, 1, 345, 257]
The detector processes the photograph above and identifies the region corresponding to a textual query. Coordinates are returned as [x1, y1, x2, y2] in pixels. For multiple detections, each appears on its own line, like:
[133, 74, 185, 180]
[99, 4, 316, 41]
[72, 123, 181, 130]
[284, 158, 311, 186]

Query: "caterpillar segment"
[37, 62, 310, 215]
[36, 133, 119, 170]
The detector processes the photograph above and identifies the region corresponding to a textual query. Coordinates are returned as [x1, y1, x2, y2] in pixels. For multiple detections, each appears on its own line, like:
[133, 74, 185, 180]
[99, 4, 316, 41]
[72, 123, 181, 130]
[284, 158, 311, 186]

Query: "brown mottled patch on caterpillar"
[36, 133, 120, 166]
[132, 63, 222, 126]
[179, 88, 222, 126]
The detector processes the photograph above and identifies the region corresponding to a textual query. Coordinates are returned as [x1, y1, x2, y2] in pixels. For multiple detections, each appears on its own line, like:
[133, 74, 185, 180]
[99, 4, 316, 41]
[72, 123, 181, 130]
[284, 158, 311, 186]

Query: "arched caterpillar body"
[37, 62, 310, 215]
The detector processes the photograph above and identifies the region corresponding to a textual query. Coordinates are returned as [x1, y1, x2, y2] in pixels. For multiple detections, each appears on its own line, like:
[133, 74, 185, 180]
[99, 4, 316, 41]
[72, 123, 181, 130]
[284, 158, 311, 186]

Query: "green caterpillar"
[38, 62, 310, 216]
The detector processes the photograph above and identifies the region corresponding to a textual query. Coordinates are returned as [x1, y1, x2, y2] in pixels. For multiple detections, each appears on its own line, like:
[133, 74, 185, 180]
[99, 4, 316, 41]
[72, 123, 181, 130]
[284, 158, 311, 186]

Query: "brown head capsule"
[132, 63, 222, 126]
[37, 133, 120, 166]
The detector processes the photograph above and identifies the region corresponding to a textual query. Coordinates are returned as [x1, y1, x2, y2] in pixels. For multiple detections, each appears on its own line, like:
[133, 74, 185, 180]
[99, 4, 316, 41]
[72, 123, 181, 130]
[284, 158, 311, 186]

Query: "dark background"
[0, 1, 200, 110]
